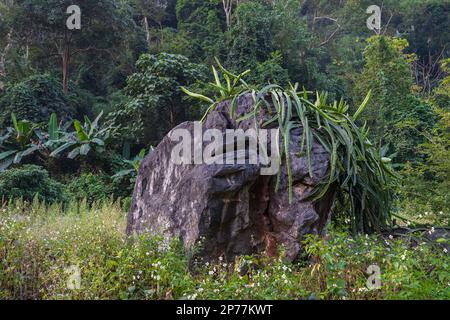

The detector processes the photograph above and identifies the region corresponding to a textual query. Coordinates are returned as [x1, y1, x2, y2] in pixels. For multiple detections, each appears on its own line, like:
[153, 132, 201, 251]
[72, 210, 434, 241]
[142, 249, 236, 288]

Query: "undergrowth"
[0, 200, 448, 300]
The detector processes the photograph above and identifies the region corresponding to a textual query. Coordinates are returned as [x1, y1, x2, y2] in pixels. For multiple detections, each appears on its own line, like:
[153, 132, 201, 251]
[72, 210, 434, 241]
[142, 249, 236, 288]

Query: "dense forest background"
[1, 0, 449, 218]
[0, 0, 449, 300]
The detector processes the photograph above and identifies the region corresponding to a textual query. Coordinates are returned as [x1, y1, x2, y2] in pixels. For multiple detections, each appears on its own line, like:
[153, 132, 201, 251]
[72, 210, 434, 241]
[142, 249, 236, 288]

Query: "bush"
[0, 165, 68, 204]
[0, 74, 76, 127]
[68, 173, 114, 204]
[395, 108, 450, 225]
[108, 53, 206, 147]
[247, 51, 290, 87]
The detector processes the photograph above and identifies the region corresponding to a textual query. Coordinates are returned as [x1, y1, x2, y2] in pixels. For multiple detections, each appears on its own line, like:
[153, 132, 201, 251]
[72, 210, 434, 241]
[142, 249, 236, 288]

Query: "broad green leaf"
[92, 138, 105, 146]
[0, 157, 14, 172]
[80, 143, 91, 156]
[0, 150, 17, 160]
[11, 113, 19, 132]
[68, 147, 81, 159]
[74, 120, 89, 141]
[50, 142, 76, 157]
[48, 113, 58, 140]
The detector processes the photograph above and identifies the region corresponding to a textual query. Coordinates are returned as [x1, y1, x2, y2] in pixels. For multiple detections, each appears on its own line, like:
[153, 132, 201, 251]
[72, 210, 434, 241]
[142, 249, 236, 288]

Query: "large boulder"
[126, 94, 335, 261]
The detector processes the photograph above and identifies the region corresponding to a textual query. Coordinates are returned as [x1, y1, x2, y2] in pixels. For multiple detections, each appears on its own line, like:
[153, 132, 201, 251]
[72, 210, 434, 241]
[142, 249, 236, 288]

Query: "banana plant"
[0, 113, 40, 171]
[33, 113, 69, 151]
[112, 148, 149, 178]
[50, 111, 110, 159]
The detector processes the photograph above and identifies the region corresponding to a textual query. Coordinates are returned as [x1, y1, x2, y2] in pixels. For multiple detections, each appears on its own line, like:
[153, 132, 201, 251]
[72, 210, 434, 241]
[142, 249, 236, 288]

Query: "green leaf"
[74, 120, 89, 142]
[112, 169, 135, 178]
[0, 150, 17, 161]
[180, 87, 214, 104]
[138, 148, 146, 158]
[212, 65, 222, 88]
[48, 113, 58, 140]
[68, 147, 81, 159]
[91, 138, 105, 146]
[11, 113, 19, 132]
[22, 145, 39, 157]
[13, 151, 23, 164]
[50, 142, 76, 157]
[353, 90, 372, 121]
[80, 144, 91, 156]
[89, 111, 104, 136]
[0, 157, 14, 172]
[284, 121, 294, 203]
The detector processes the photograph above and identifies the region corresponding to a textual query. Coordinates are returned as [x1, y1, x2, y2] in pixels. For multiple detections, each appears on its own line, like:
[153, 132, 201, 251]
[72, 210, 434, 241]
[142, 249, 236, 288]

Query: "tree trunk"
[222, 0, 233, 29]
[0, 53, 6, 91]
[62, 31, 71, 95]
[143, 16, 151, 49]
[169, 104, 175, 129]
[0, 30, 13, 91]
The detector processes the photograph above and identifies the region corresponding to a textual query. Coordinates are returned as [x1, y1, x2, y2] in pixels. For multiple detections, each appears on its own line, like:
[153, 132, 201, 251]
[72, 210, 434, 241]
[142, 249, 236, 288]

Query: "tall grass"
[1, 200, 448, 300]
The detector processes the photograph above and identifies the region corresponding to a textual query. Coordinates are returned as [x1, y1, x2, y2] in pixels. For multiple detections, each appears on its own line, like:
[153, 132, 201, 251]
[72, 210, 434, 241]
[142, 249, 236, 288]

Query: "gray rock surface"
[126, 94, 335, 261]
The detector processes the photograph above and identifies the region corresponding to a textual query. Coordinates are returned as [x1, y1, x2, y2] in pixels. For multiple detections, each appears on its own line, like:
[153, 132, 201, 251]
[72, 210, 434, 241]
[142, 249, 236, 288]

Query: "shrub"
[0, 74, 76, 127]
[395, 108, 450, 225]
[107, 53, 206, 147]
[0, 165, 68, 204]
[67, 173, 114, 204]
[248, 51, 290, 87]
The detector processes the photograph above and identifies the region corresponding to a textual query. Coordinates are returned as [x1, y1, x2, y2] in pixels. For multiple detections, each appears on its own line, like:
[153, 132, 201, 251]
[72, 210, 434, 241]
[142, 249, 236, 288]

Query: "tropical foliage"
[0, 165, 68, 204]
[50, 112, 110, 160]
[184, 62, 394, 232]
[0, 0, 449, 300]
[0, 112, 111, 172]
